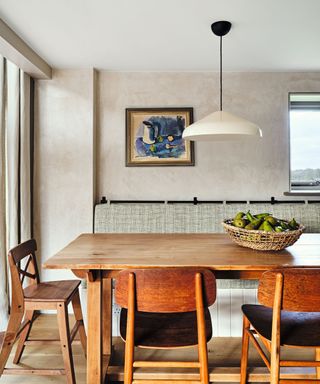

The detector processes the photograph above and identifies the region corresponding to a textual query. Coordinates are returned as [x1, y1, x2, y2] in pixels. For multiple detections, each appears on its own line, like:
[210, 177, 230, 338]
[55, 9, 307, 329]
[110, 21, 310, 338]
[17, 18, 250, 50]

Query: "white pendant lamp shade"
[183, 20, 262, 141]
[183, 111, 262, 141]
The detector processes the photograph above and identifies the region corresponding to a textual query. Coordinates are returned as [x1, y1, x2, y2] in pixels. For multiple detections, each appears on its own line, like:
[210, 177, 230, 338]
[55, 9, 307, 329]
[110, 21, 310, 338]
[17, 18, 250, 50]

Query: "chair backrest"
[258, 268, 320, 312]
[115, 268, 216, 313]
[8, 239, 40, 304]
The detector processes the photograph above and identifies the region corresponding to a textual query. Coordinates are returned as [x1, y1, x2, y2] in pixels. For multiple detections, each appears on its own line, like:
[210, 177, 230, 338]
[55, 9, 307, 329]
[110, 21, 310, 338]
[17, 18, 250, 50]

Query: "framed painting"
[126, 107, 194, 166]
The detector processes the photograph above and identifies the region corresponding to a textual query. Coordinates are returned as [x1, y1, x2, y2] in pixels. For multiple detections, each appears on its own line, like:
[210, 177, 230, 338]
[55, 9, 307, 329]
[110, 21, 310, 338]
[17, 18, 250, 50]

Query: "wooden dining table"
[43, 233, 320, 384]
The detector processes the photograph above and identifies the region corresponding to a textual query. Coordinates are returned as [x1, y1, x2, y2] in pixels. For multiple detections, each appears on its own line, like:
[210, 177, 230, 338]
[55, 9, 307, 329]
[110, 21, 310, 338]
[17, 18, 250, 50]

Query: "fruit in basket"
[255, 213, 270, 219]
[224, 212, 304, 251]
[232, 211, 300, 232]
[265, 215, 278, 226]
[234, 212, 245, 220]
[279, 220, 289, 230]
[233, 218, 247, 228]
[245, 218, 262, 230]
[246, 211, 255, 223]
[261, 221, 274, 232]
[288, 218, 299, 230]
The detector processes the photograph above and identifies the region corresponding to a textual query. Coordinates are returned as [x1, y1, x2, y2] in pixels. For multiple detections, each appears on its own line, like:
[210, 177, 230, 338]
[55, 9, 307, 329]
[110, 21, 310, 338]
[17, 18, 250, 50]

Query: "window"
[289, 93, 320, 192]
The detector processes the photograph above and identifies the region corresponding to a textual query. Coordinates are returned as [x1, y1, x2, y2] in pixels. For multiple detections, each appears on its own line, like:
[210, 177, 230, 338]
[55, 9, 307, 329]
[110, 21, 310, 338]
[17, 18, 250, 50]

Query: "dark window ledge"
[284, 191, 320, 196]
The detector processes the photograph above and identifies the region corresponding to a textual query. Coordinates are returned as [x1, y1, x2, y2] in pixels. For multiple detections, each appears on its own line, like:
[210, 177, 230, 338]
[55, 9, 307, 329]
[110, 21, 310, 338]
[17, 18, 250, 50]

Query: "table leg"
[87, 271, 102, 384]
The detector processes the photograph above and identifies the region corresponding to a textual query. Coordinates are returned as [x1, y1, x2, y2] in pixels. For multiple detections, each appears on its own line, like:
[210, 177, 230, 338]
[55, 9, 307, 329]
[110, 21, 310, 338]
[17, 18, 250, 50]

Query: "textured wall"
[34, 70, 320, 277]
[34, 69, 96, 280]
[97, 71, 320, 201]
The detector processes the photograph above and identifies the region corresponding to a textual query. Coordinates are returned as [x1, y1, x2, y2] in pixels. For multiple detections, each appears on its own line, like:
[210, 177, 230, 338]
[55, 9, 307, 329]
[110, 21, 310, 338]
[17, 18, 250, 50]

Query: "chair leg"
[240, 315, 250, 384]
[198, 333, 209, 384]
[124, 273, 135, 384]
[71, 290, 87, 357]
[270, 349, 280, 384]
[13, 310, 35, 364]
[124, 339, 134, 384]
[57, 302, 76, 384]
[0, 310, 24, 375]
[270, 334, 281, 384]
[316, 348, 320, 379]
[195, 273, 209, 384]
[269, 274, 283, 384]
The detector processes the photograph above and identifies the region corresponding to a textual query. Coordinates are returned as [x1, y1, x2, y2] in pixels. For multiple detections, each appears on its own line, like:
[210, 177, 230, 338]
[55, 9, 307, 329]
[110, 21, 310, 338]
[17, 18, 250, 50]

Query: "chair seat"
[120, 308, 212, 348]
[242, 304, 320, 347]
[24, 280, 80, 302]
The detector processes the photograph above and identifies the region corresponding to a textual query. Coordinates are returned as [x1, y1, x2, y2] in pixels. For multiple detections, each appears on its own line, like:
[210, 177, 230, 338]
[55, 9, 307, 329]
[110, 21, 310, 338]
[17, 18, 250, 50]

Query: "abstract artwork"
[126, 108, 194, 166]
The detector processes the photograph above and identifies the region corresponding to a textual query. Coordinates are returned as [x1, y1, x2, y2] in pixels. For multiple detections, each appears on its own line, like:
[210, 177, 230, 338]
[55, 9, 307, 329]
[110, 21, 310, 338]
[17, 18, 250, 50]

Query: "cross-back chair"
[115, 268, 216, 384]
[0, 239, 87, 384]
[240, 267, 320, 384]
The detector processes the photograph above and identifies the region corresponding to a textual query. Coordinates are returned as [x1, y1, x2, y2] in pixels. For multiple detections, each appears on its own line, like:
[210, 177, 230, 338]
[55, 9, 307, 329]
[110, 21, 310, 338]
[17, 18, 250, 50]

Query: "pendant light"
[183, 21, 262, 141]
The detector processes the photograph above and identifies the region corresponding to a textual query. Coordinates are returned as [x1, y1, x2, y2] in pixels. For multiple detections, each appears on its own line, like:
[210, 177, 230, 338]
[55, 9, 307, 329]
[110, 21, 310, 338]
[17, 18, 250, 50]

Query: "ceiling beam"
[0, 18, 52, 79]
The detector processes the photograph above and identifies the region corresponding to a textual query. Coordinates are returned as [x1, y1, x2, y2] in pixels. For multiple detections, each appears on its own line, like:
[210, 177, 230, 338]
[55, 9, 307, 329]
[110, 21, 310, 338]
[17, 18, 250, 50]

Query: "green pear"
[234, 212, 245, 221]
[233, 218, 247, 228]
[265, 216, 278, 226]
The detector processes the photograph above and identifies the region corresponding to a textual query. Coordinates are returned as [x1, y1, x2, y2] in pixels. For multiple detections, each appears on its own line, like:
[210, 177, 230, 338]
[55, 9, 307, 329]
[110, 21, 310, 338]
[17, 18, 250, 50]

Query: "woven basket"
[222, 219, 305, 251]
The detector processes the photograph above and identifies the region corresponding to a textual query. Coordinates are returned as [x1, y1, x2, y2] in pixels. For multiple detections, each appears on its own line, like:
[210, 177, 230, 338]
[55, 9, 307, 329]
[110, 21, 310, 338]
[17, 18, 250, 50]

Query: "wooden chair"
[0, 239, 87, 383]
[240, 267, 320, 384]
[115, 268, 216, 384]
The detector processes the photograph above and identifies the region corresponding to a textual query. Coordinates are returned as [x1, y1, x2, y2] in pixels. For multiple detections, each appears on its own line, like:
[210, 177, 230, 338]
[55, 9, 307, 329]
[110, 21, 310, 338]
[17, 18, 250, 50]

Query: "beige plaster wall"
[34, 70, 320, 275]
[34, 69, 96, 281]
[97, 71, 320, 201]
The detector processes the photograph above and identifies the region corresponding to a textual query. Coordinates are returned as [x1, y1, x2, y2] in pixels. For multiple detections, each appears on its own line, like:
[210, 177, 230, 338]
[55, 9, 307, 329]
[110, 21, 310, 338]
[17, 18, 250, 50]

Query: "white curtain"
[0, 57, 32, 330]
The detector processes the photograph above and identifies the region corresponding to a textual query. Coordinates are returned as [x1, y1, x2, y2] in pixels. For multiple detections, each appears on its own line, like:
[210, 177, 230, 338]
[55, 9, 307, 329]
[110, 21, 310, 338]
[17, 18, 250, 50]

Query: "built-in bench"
[94, 201, 320, 336]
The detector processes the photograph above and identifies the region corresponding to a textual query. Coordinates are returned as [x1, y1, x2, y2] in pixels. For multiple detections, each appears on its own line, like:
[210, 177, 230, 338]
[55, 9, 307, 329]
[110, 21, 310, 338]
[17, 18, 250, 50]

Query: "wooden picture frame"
[126, 108, 194, 166]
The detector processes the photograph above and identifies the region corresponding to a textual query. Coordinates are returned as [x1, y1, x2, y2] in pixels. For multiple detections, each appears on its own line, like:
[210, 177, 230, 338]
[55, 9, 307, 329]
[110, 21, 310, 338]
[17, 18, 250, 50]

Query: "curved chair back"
[258, 267, 320, 312]
[115, 268, 216, 312]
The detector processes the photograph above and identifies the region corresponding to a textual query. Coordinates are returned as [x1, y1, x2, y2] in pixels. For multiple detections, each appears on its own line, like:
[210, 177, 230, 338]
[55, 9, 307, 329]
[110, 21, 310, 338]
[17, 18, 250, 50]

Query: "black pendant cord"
[220, 35, 223, 111]
[211, 21, 231, 112]
[210, 21, 261, 138]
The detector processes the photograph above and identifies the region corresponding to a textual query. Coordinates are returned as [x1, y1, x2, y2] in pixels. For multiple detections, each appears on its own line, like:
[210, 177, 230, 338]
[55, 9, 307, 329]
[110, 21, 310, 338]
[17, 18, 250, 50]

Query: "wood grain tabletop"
[43, 233, 320, 271]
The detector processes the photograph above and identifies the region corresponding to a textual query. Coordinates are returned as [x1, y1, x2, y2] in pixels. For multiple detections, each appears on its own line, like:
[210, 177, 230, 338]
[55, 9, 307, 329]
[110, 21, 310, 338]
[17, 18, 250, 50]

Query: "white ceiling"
[0, 0, 320, 71]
